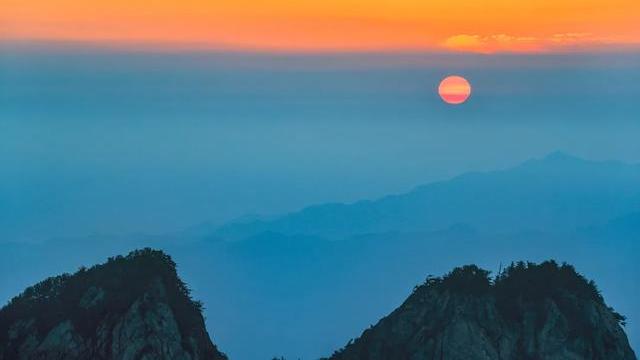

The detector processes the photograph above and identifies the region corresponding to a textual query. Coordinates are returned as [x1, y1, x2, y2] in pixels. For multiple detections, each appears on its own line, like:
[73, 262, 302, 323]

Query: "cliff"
[329, 261, 636, 360]
[0, 248, 226, 360]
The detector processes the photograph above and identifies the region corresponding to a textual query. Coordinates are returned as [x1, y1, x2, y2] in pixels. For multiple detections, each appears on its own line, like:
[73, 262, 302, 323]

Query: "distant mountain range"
[212, 152, 640, 241]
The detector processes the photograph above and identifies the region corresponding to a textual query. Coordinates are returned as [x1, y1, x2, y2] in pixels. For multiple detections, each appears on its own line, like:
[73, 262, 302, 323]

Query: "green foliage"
[494, 260, 603, 304]
[612, 309, 627, 327]
[415, 264, 491, 296]
[414, 260, 625, 328]
[441, 264, 492, 294]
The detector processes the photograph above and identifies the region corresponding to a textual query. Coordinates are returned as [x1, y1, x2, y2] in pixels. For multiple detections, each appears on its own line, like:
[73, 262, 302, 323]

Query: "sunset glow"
[2, 0, 640, 52]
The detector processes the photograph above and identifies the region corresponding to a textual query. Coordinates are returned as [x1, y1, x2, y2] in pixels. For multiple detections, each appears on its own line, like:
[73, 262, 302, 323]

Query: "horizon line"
[3, 39, 640, 56]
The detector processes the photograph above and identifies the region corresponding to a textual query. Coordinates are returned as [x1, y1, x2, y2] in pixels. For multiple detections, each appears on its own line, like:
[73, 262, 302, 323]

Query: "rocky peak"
[0, 248, 226, 360]
[328, 261, 636, 360]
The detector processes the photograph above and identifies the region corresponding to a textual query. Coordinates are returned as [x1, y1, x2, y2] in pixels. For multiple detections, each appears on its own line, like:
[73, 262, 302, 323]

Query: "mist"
[2, 48, 639, 241]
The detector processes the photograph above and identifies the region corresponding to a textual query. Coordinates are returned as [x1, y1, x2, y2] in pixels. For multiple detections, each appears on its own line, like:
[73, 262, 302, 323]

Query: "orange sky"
[2, 0, 639, 52]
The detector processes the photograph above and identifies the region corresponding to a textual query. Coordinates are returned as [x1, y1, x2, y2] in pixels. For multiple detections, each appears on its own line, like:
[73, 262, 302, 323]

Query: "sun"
[438, 76, 472, 105]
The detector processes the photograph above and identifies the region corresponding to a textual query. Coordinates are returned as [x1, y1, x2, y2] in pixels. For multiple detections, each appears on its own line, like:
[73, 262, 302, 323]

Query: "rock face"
[329, 262, 636, 360]
[0, 249, 226, 360]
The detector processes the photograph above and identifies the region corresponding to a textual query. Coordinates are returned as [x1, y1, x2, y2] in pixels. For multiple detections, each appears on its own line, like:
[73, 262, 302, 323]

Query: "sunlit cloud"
[441, 33, 638, 53]
[550, 33, 593, 43]
[442, 34, 540, 53]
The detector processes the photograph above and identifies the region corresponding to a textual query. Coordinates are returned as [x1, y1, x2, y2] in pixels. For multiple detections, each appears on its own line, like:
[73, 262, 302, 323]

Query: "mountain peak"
[0, 248, 227, 360]
[329, 261, 636, 360]
[514, 151, 589, 169]
[542, 150, 583, 162]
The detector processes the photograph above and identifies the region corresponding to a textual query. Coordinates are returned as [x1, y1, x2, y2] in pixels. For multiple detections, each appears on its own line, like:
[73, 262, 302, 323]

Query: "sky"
[1, 0, 639, 242]
[2, 0, 640, 52]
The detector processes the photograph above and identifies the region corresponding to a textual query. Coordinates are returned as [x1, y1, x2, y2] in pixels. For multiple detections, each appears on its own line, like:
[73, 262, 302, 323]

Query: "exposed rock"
[329, 262, 636, 360]
[0, 249, 226, 360]
[79, 286, 105, 309]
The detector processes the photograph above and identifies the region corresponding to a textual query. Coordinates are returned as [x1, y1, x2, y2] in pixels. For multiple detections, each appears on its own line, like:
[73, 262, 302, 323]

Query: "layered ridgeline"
[329, 261, 636, 360]
[0, 249, 226, 360]
[211, 152, 640, 241]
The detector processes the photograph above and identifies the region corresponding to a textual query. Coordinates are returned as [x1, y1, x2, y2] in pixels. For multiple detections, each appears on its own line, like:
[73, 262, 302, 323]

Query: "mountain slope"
[0, 248, 226, 360]
[213, 152, 640, 241]
[328, 261, 636, 360]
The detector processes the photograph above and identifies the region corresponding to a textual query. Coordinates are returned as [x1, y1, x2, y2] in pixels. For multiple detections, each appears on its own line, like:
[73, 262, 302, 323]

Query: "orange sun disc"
[438, 75, 472, 105]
